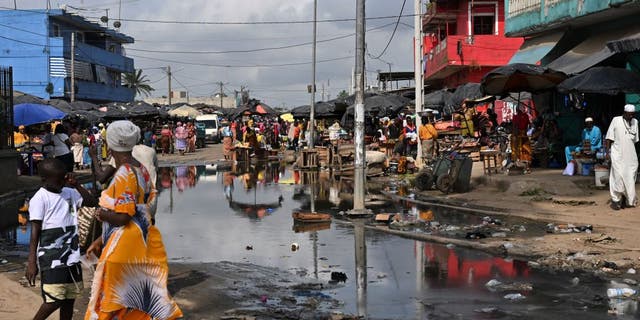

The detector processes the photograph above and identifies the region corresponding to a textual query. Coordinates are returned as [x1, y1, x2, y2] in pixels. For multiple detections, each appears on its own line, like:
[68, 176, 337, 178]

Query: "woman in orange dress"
[85, 120, 182, 320]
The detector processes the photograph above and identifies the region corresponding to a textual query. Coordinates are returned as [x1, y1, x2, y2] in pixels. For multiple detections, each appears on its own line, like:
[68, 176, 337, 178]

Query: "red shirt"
[512, 113, 529, 131]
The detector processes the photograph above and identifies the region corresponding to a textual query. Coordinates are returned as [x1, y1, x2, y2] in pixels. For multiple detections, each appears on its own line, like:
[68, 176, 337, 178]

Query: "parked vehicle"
[195, 114, 220, 144]
[195, 122, 206, 148]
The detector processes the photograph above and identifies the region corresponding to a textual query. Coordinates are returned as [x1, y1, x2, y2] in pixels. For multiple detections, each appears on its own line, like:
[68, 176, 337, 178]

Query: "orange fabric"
[86, 164, 182, 320]
[418, 124, 438, 140]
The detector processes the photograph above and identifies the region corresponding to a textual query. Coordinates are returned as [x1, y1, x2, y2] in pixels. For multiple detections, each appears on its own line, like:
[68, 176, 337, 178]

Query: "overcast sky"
[4, 0, 415, 108]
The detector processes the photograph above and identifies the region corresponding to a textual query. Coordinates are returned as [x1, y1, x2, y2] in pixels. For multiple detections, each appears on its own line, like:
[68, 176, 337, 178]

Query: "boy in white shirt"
[26, 158, 95, 320]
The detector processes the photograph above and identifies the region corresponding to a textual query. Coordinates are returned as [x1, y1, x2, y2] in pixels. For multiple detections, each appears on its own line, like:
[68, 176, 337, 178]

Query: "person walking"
[84, 120, 182, 319]
[174, 122, 188, 156]
[512, 105, 532, 174]
[605, 104, 639, 210]
[52, 125, 74, 172]
[418, 115, 439, 164]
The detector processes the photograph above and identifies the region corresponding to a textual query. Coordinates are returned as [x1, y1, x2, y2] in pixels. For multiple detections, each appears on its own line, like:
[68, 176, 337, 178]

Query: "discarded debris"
[552, 200, 596, 206]
[330, 272, 348, 283]
[628, 268, 636, 275]
[465, 232, 487, 239]
[504, 293, 526, 301]
[586, 234, 616, 244]
[607, 288, 636, 298]
[246, 245, 254, 250]
[291, 243, 300, 251]
[486, 279, 533, 292]
[547, 223, 593, 234]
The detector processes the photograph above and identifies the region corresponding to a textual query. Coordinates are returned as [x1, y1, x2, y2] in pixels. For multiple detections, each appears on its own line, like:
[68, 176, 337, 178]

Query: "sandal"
[611, 201, 621, 211]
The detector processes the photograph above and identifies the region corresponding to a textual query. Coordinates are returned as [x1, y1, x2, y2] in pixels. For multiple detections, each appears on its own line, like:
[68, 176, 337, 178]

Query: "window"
[473, 15, 495, 35]
[52, 24, 61, 37]
[75, 32, 85, 43]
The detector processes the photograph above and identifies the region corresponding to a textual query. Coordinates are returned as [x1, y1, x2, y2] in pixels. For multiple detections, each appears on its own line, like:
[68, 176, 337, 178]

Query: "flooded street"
[149, 164, 618, 319]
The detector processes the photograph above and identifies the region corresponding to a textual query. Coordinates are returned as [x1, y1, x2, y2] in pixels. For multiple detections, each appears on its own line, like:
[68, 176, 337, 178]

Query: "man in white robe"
[605, 104, 639, 210]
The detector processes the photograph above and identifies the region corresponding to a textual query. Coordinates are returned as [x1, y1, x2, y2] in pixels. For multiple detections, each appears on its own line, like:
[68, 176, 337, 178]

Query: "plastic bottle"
[607, 288, 636, 298]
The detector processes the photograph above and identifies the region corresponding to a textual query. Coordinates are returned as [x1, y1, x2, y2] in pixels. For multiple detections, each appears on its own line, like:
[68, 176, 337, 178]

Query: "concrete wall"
[0, 150, 17, 194]
[505, 0, 637, 36]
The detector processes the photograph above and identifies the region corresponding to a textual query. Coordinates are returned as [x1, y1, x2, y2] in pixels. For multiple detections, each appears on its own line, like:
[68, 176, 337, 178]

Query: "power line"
[128, 54, 352, 68]
[80, 12, 419, 25]
[125, 22, 396, 55]
[368, 0, 407, 59]
[0, 6, 419, 25]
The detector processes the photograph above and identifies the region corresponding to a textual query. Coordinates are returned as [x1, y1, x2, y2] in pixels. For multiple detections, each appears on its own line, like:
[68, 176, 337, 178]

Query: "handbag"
[77, 206, 101, 252]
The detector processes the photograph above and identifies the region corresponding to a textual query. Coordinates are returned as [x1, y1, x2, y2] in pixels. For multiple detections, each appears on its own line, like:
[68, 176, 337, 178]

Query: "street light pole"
[309, 0, 317, 149]
[414, 0, 424, 168]
[352, 0, 366, 213]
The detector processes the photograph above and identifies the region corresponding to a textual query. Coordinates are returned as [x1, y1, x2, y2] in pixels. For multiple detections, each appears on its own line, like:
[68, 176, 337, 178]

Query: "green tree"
[123, 69, 155, 98]
[337, 90, 349, 99]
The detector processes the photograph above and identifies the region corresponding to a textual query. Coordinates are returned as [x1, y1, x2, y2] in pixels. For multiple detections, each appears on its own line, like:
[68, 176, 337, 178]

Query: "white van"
[195, 114, 220, 143]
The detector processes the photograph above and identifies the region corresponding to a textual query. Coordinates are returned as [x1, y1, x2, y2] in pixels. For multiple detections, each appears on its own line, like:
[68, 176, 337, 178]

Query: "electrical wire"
[369, 0, 407, 59]
[0, 7, 418, 26]
[128, 54, 352, 68]
[125, 22, 396, 55]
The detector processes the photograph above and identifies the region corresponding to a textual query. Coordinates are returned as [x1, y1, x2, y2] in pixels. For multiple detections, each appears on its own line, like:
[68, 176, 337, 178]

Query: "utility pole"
[352, 0, 366, 213]
[321, 83, 325, 101]
[70, 32, 75, 102]
[218, 82, 224, 108]
[309, 0, 317, 149]
[414, 0, 424, 168]
[167, 65, 172, 105]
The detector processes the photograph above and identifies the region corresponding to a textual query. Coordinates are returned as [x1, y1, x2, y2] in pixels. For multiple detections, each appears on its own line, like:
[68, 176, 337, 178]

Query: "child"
[26, 158, 95, 320]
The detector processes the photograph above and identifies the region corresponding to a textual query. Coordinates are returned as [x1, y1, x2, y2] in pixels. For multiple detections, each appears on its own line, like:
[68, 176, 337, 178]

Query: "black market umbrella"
[126, 101, 159, 117]
[291, 101, 344, 119]
[343, 94, 410, 116]
[481, 63, 567, 96]
[48, 99, 74, 113]
[424, 89, 453, 109]
[13, 92, 46, 105]
[70, 100, 98, 111]
[449, 83, 483, 108]
[557, 66, 640, 95]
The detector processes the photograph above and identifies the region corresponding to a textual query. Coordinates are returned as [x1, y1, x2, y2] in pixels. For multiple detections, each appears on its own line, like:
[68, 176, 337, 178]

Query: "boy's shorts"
[41, 264, 83, 303]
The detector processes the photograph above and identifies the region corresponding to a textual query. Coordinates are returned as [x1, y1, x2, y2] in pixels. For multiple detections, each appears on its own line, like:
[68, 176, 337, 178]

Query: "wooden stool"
[235, 147, 251, 162]
[480, 150, 500, 175]
[300, 149, 318, 169]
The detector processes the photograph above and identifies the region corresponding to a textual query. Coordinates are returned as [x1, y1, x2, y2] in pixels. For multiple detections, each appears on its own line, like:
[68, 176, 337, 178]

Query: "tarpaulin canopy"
[509, 31, 565, 64]
[481, 63, 566, 96]
[168, 105, 202, 118]
[557, 66, 640, 95]
[450, 83, 483, 108]
[548, 24, 640, 75]
[290, 101, 344, 119]
[424, 89, 453, 110]
[14, 103, 67, 126]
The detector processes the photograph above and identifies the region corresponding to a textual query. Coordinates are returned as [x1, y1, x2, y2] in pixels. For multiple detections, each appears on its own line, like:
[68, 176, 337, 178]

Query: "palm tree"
[123, 69, 155, 98]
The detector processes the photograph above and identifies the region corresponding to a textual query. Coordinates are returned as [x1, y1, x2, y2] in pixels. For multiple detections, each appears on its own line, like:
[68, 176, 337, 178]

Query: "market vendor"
[13, 125, 29, 149]
[564, 117, 602, 163]
[454, 101, 475, 137]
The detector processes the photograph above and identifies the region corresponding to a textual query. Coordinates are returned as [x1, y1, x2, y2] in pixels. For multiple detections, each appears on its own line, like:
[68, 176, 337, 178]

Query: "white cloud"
[5, 0, 415, 108]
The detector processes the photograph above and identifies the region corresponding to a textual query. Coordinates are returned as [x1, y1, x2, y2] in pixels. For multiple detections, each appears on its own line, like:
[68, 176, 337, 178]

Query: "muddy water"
[149, 164, 619, 319]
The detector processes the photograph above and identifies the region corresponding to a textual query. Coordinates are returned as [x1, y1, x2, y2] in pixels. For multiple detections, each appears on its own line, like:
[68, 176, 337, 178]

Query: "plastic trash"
[628, 268, 636, 275]
[607, 288, 637, 298]
[485, 279, 502, 288]
[291, 243, 300, 251]
[504, 293, 525, 301]
[79, 253, 98, 269]
[491, 232, 507, 238]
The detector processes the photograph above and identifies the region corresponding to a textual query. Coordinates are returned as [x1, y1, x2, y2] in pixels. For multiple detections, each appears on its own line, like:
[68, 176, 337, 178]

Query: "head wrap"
[624, 104, 636, 113]
[106, 120, 140, 152]
[98, 123, 104, 128]
[18, 125, 25, 130]
[585, 117, 593, 123]
[176, 121, 182, 126]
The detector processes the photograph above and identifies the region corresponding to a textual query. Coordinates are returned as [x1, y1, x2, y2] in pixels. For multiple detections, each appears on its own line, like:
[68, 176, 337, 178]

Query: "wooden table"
[480, 150, 500, 175]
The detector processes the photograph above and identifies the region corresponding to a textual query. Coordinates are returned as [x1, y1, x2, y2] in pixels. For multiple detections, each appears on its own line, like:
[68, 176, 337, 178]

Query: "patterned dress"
[85, 164, 182, 320]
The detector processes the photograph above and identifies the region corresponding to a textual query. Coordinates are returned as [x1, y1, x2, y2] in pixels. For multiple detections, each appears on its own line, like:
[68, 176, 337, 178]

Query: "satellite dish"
[113, 21, 121, 28]
[100, 16, 108, 23]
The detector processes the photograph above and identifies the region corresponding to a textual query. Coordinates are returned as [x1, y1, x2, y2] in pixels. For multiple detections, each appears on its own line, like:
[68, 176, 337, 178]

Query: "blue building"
[0, 9, 135, 102]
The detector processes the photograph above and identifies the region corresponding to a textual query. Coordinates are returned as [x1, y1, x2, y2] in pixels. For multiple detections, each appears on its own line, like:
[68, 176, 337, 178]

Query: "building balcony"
[424, 34, 524, 81]
[422, 1, 458, 33]
[65, 79, 134, 102]
[73, 42, 134, 73]
[505, 0, 640, 37]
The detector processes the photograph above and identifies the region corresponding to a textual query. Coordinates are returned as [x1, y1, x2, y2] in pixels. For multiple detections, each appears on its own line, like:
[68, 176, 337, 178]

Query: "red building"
[422, 0, 523, 89]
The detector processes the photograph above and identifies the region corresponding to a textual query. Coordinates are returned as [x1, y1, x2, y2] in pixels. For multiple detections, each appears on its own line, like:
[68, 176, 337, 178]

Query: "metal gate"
[0, 67, 13, 149]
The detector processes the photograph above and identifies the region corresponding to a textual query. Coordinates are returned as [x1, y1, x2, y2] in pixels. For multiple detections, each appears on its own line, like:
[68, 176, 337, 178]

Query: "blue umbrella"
[14, 103, 67, 126]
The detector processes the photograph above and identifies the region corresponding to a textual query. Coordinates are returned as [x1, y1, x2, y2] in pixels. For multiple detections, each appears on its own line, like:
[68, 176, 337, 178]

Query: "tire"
[436, 174, 453, 194]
